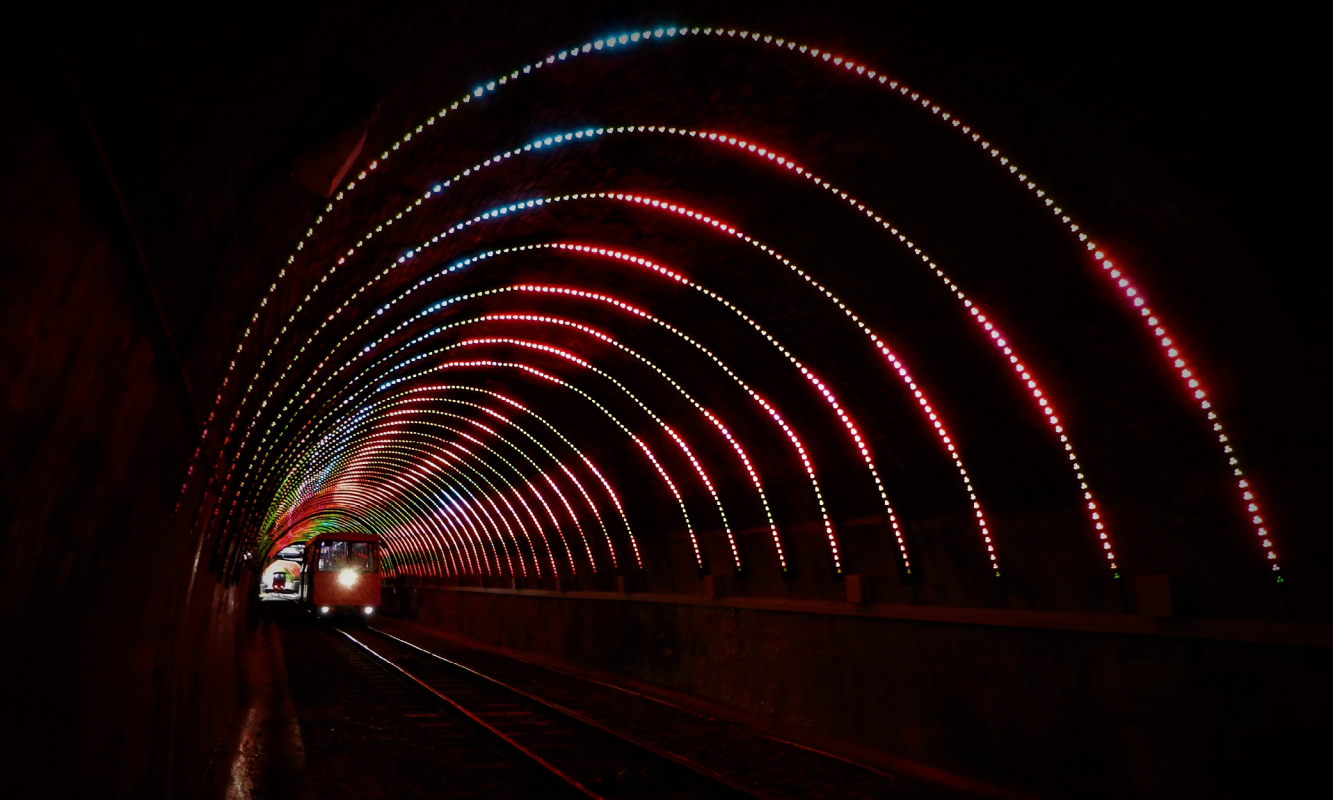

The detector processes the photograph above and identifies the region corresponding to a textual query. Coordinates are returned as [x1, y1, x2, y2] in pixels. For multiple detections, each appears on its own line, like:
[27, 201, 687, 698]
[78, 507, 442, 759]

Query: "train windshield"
[317, 540, 377, 573]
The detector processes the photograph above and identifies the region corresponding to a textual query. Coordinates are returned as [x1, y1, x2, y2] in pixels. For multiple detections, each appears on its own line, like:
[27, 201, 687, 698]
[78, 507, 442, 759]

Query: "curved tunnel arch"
[188, 22, 1281, 610]
[9, 12, 1325, 796]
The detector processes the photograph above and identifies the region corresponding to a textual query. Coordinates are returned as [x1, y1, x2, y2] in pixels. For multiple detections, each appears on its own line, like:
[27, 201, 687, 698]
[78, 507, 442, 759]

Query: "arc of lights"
[269, 392, 586, 577]
[385, 423, 554, 577]
[366, 438, 534, 577]
[408, 409, 614, 572]
[336, 450, 504, 576]
[270, 435, 486, 580]
[407, 125, 1111, 575]
[253, 272, 842, 575]
[241, 252, 818, 577]
[291, 413, 591, 580]
[270, 375, 628, 578]
[197, 24, 1273, 584]
[262, 365, 591, 576]
[270, 349, 711, 574]
[385, 359, 714, 573]
[427, 390, 642, 568]
[265, 387, 593, 579]
[228, 121, 1116, 579]
[307, 428, 542, 579]
[394, 388, 641, 571]
[375, 408, 598, 575]
[277, 434, 485, 576]
[439, 336, 745, 572]
[349, 446, 522, 577]
[243, 198, 999, 576]
[414, 423, 550, 575]
[403, 416, 570, 576]
[412, 316, 776, 570]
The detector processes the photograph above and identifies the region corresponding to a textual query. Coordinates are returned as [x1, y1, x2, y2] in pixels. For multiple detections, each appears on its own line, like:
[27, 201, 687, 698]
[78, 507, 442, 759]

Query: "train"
[297, 532, 383, 616]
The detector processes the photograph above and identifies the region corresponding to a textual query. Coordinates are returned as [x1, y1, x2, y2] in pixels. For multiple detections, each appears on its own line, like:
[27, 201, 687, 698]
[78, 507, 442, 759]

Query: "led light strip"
[384, 384, 602, 574]
[242, 178, 973, 574]
[322, 128, 1101, 573]
[292, 432, 498, 575]
[279, 390, 579, 576]
[598, 193, 1000, 572]
[235, 124, 1100, 575]
[262, 270, 838, 574]
[260, 360, 647, 578]
[211, 23, 1265, 583]
[426, 388, 642, 569]
[217, 129, 930, 576]
[255, 189, 960, 577]
[278, 424, 543, 579]
[422, 336, 744, 570]
[348, 449, 512, 576]
[269, 409, 514, 578]
[333, 325, 758, 572]
[367, 437, 529, 576]
[418, 404, 615, 571]
[402, 417, 566, 576]
[469, 314, 783, 570]
[377, 358, 711, 571]
[290, 361, 702, 575]
[365, 435, 534, 577]
[407, 412, 568, 576]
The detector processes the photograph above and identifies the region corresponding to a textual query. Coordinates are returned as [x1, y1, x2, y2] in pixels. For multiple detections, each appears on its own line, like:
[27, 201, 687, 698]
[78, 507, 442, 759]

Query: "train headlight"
[364, 606, 374, 615]
[338, 569, 359, 588]
[320, 606, 330, 614]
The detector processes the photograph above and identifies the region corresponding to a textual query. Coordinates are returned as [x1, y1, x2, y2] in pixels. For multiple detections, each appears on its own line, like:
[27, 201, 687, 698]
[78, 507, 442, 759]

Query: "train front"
[303, 533, 382, 617]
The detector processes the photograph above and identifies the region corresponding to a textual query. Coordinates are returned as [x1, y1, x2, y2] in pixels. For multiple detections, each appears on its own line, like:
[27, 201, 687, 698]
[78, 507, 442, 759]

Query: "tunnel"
[3, 5, 1327, 798]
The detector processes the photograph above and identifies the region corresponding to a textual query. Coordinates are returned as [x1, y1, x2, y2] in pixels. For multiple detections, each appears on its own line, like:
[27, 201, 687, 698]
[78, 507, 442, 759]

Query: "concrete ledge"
[412, 584, 1333, 648]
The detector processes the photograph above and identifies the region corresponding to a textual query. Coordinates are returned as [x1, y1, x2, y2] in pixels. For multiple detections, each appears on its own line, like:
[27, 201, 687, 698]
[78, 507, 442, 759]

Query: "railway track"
[327, 620, 763, 799]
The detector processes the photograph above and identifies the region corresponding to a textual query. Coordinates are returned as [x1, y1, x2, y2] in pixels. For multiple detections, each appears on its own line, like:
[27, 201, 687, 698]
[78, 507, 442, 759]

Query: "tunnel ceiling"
[188, 24, 1284, 612]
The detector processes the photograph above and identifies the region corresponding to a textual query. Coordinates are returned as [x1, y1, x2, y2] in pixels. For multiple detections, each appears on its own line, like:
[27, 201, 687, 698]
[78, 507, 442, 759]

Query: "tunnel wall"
[0, 55, 255, 797]
[397, 585, 1328, 797]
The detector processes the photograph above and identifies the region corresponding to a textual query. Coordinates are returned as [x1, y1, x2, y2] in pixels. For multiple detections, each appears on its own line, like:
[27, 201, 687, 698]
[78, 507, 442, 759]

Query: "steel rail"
[330, 620, 764, 798]
[362, 625, 765, 798]
[330, 623, 599, 798]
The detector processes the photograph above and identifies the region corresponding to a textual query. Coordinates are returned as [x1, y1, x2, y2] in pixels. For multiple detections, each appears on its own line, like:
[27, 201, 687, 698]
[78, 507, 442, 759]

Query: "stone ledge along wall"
[397, 586, 1329, 798]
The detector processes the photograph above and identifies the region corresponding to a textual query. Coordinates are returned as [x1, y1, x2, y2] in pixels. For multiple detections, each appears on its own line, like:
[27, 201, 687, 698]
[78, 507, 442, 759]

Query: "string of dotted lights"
[201, 23, 1270, 585]
[385, 423, 542, 576]
[382, 358, 712, 571]
[271, 391, 590, 577]
[246, 175, 1000, 575]
[301, 270, 843, 574]
[377, 317, 777, 569]
[267, 392, 570, 576]
[441, 337, 742, 571]
[213, 123, 999, 576]
[244, 251, 837, 576]
[231, 124, 1107, 576]
[261, 337, 687, 576]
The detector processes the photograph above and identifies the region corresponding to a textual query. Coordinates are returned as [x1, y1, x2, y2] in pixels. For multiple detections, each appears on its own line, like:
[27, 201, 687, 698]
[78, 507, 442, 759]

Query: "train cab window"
[317, 540, 377, 573]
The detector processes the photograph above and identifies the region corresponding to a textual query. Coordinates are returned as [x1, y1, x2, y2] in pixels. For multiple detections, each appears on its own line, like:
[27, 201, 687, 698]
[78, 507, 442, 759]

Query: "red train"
[298, 532, 382, 616]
